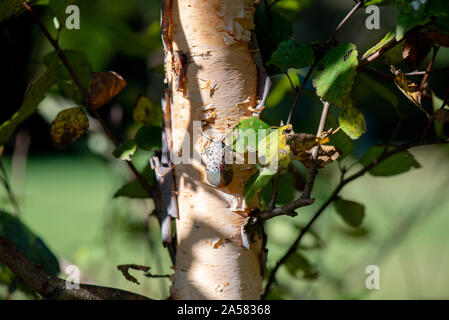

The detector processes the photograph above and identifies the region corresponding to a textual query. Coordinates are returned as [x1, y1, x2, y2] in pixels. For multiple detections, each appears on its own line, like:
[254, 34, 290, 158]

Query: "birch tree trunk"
[164, 0, 264, 299]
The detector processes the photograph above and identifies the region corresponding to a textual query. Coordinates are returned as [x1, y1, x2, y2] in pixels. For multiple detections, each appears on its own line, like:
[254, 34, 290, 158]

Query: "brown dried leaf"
[402, 31, 432, 69]
[299, 145, 341, 169]
[50, 107, 89, 149]
[435, 108, 449, 137]
[89, 71, 126, 109]
[117, 264, 150, 285]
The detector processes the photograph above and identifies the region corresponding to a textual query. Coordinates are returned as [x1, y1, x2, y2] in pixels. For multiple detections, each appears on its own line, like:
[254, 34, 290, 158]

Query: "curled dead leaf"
[50, 107, 89, 149]
[286, 132, 330, 160]
[391, 66, 427, 116]
[89, 71, 126, 109]
[117, 264, 150, 285]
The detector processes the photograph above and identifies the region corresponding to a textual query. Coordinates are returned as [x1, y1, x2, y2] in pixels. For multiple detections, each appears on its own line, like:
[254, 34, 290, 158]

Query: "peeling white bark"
[165, 0, 263, 299]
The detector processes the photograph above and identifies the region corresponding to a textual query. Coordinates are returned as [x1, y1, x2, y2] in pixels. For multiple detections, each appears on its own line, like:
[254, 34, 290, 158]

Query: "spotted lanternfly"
[205, 140, 233, 187]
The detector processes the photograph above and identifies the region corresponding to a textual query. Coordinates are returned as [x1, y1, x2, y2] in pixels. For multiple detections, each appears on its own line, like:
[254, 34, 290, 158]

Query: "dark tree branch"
[262, 137, 449, 298]
[0, 237, 151, 300]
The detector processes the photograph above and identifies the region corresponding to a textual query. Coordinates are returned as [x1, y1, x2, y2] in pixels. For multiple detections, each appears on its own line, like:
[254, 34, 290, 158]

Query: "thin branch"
[286, 66, 314, 125]
[419, 46, 439, 91]
[303, 100, 330, 199]
[359, 38, 404, 68]
[0, 236, 151, 300]
[267, 169, 281, 211]
[327, 0, 365, 43]
[405, 65, 449, 76]
[23, 2, 89, 103]
[262, 137, 449, 298]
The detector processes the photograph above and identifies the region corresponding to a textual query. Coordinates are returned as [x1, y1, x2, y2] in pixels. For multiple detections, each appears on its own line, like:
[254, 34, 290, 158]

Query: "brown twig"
[262, 137, 449, 298]
[419, 46, 439, 91]
[405, 65, 449, 76]
[0, 236, 151, 300]
[359, 37, 404, 68]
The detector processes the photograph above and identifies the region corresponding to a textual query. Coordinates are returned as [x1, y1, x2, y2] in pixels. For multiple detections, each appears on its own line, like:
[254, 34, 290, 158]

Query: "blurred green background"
[1, 0, 449, 299]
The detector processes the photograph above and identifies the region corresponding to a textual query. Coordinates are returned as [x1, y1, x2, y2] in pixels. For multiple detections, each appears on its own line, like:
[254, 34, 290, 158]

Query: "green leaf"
[268, 40, 315, 72]
[113, 140, 137, 161]
[134, 125, 162, 151]
[266, 74, 293, 108]
[334, 198, 365, 228]
[285, 252, 319, 280]
[0, 58, 59, 145]
[312, 43, 359, 108]
[133, 95, 162, 127]
[230, 117, 270, 153]
[260, 172, 295, 207]
[0, 211, 60, 277]
[113, 181, 151, 199]
[244, 168, 276, 203]
[364, 0, 390, 5]
[359, 145, 421, 176]
[338, 104, 367, 140]
[43, 50, 92, 104]
[362, 31, 396, 59]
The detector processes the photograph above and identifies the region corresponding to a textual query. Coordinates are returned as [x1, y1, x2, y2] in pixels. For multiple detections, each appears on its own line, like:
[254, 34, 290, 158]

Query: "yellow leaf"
[258, 125, 331, 171]
[50, 107, 89, 149]
[391, 65, 428, 116]
[132, 95, 162, 126]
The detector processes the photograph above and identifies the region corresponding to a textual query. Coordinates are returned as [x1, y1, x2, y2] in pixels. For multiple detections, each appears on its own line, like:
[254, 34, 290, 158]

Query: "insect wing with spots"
[205, 141, 233, 187]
